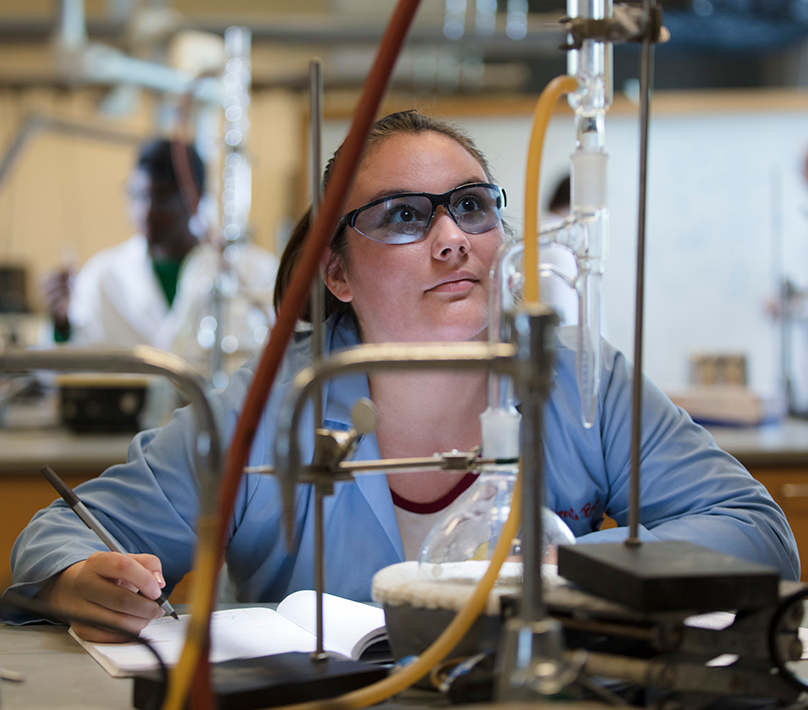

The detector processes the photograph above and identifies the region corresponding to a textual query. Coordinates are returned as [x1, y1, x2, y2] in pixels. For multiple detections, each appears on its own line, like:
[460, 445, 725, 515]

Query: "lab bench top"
[0, 426, 132, 476]
[0, 613, 443, 710]
[705, 418, 808, 469]
[2, 609, 808, 710]
[0, 623, 128, 710]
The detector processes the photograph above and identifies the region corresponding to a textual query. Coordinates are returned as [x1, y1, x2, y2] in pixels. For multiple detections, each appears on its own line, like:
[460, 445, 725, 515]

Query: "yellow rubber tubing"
[161, 515, 220, 710]
[261, 469, 523, 710]
[523, 75, 580, 306]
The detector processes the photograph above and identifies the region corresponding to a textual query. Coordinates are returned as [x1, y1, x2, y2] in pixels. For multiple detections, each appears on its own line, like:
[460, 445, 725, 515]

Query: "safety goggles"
[336, 182, 506, 245]
[125, 186, 185, 210]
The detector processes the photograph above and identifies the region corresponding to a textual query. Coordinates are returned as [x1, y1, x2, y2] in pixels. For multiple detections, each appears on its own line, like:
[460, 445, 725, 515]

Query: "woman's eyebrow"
[362, 187, 415, 203]
[362, 177, 489, 204]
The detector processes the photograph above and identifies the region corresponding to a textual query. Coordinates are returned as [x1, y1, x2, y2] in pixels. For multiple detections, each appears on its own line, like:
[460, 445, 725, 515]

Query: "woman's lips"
[427, 272, 478, 294]
[429, 278, 476, 294]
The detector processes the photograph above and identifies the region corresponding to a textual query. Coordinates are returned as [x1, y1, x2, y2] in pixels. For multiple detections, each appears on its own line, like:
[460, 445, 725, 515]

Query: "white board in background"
[324, 106, 808, 400]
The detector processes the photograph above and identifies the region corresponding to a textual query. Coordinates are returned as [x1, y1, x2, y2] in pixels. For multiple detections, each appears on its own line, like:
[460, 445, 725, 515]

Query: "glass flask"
[172, 242, 274, 389]
[417, 461, 576, 583]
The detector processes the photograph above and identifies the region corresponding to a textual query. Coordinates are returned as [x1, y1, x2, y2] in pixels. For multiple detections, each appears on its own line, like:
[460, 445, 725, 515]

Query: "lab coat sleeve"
[0, 363, 255, 625]
[35, 253, 103, 345]
[60, 250, 104, 344]
[570, 337, 800, 580]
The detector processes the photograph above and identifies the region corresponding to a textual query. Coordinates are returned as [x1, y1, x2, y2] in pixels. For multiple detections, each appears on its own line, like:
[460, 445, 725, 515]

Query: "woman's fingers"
[129, 553, 168, 595]
[38, 552, 168, 642]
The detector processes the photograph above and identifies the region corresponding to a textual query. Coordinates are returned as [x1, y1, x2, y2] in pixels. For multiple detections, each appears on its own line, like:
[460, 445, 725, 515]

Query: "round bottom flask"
[417, 462, 576, 583]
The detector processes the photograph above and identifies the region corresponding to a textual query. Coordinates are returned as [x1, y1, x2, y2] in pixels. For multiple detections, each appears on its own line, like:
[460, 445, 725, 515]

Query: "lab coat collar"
[320, 313, 366, 427]
[351, 434, 405, 560]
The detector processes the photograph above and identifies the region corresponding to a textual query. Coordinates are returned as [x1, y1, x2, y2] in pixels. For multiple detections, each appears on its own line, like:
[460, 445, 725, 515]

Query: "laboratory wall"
[1, 87, 807, 397]
[325, 91, 808, 399]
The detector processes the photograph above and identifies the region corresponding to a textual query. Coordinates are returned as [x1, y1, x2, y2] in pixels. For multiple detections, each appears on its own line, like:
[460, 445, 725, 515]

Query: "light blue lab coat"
[1, 314, 800, 623]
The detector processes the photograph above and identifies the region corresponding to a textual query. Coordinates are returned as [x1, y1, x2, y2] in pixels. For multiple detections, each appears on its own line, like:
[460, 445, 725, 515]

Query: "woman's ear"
[321, 249, 353, 303]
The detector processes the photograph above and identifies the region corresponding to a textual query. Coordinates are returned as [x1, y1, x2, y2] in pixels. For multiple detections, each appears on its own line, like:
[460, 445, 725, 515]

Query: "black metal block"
[132, 652, 388, 710]
[557, 540, 779, 612]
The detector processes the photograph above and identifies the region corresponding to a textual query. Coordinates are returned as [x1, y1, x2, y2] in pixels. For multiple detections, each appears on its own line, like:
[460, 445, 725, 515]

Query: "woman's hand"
[40, 268, 73, 334]
[544, 545, 558, 565]
[37, 552, 168, 642]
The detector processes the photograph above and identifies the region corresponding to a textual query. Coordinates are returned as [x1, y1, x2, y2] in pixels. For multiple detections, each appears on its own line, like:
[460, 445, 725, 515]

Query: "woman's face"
[325, 132, 504, 344]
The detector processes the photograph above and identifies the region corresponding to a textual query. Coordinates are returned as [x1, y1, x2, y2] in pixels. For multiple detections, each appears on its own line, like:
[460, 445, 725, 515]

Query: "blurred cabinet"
[0, 428, 131, 592]
[0, 471, 95, 592]
[0, 468, 197, 601]
[0, 428, 202, 602]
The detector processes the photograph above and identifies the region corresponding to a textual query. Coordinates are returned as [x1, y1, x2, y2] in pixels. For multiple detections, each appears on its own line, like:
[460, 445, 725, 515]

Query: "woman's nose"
[430, 209, 470, 260]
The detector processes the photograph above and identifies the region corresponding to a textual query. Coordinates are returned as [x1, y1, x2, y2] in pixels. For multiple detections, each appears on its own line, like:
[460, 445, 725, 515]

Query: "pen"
[40, 464, 179, 621]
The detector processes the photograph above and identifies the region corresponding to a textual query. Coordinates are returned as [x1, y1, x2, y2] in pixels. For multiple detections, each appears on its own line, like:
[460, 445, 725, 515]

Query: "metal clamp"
[554, 4, 668, 50]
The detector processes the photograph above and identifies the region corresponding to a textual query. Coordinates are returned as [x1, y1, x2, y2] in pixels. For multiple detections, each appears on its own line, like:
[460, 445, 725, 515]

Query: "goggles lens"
[340, 183, 506, 245]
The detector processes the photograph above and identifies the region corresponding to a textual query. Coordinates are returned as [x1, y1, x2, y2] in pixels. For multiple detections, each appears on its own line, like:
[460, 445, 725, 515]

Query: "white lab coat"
[64, 234, 279, 376]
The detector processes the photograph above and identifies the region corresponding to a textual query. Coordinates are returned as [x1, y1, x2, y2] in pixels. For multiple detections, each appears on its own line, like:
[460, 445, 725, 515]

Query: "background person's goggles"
[336, 182, 506, 245]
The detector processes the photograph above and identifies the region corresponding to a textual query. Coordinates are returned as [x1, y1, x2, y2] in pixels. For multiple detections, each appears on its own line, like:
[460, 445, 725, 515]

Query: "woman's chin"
[428, 322, 489, 343]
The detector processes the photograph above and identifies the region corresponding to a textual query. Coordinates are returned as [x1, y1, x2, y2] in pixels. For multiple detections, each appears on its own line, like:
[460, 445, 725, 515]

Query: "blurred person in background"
[41, 138, 279, 378]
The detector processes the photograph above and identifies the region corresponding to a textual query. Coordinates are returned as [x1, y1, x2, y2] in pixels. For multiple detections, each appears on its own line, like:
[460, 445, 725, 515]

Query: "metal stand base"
[557, 541, 779, 612]
[132, 652, 388, 710]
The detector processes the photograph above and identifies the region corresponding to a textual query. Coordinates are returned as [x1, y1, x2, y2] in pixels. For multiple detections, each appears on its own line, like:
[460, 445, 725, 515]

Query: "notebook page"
[70, 607, 319, 676]
[277, 591, 387, 660]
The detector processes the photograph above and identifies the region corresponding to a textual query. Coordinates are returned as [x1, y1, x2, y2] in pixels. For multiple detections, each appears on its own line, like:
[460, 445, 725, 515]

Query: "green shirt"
[151, 257, 183, 307]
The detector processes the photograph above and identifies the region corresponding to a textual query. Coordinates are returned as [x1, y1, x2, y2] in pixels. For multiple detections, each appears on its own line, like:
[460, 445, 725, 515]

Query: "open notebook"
[68, 591, 390, 678]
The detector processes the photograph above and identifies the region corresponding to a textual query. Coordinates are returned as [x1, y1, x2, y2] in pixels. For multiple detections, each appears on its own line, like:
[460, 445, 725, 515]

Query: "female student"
[3, 110, 799, 643]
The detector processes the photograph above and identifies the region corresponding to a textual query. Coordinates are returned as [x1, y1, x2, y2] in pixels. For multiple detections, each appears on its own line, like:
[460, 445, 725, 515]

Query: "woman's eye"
[456, 195, 483, 213]
[384, 204, 425, 225]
